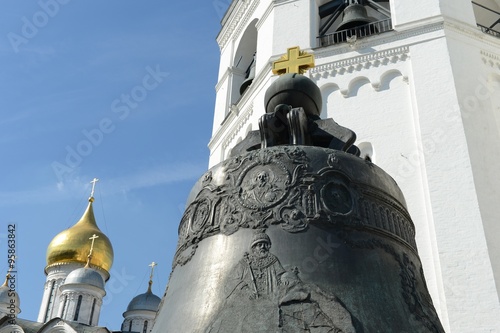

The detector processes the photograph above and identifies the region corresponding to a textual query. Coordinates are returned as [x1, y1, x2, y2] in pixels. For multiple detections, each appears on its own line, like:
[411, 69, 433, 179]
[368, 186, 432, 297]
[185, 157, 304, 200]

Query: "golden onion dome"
[46, 198, 114, 274]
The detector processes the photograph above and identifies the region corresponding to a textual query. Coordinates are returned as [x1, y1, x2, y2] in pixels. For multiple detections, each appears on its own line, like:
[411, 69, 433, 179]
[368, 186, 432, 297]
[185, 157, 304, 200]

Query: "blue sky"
[0, 0, 229, 329]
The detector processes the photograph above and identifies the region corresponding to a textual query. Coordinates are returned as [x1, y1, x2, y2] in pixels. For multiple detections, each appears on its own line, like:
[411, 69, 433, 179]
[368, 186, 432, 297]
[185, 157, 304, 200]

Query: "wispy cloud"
[0, 162, 206, 207]
[19, 45, 56, 56]
[101, 162, 206, 195]
[0, 111, 30, 126]
[0, 183, 72, 207]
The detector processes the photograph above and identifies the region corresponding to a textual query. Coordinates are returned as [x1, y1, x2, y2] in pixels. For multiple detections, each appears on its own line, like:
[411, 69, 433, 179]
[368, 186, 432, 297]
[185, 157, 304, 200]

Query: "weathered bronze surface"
[265, 73, 322, 116]
[231, 73, 359, 157]
[152, 74, 445, 332]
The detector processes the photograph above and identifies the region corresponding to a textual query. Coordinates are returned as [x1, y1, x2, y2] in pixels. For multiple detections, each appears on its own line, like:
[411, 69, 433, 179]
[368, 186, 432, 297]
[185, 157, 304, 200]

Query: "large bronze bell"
[336, 3, 373, 32]
[152, 73, 445, 332]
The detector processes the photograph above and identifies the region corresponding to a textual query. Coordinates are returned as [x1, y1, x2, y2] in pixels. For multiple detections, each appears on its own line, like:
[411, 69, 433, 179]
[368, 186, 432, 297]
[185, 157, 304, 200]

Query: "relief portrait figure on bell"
[207, 230, 355, 333]
[226, 230, 285, 301]
[238, 164, 290, 210]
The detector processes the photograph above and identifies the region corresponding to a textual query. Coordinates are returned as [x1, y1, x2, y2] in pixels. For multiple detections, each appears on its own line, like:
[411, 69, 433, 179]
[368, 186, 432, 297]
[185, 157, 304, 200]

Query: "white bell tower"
[208, 0, 500, 331]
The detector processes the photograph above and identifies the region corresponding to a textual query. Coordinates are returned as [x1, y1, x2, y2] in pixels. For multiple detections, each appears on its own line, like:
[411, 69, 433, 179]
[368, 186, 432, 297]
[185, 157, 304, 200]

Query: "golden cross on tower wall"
[272, 46, 315, 75]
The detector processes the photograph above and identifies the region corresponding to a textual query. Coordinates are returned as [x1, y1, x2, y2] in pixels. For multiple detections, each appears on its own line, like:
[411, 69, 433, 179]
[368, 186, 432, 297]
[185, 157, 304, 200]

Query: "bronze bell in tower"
[336, 2, 373, 32]
[240, 53, 256, 95]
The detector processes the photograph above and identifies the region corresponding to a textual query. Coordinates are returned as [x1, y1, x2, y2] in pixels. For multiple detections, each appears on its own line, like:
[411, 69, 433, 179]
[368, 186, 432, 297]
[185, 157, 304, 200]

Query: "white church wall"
[213, 73, 230, 134]
[217, 35, 233, 79]
[408, 38, 470, 332]
[38, 277, 62, 322]
[255, 5, 274, 76]
[389, 0, 442, 28]
[445, 26, 500, 303]
[122, 309, 156, 333]
[408, 34, 500, 332]
[389, 0, 476, 28]
[440, 0, 477, 26]
[38, 264, 83, 323]
[272, 0, 315, 53]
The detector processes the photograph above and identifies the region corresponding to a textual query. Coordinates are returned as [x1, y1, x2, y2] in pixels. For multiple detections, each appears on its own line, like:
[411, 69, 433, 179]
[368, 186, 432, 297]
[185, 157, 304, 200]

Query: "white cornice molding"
[393, 15, 444, 32]
[59, 290, 102, 299]
[312, 16, 500, 79]
[442, 16, 500, 50]
[220, 0, 240, 26]
[123, 312, 156, 319]
[232, 0, 260, 46]
[481, 50, 500, 69]
[481, 50, 500, 61]
[217, 0, 248, 48]
[310, 46, 410, 78]
[217, 0, 260, 50]
[273, 0, 299, 5]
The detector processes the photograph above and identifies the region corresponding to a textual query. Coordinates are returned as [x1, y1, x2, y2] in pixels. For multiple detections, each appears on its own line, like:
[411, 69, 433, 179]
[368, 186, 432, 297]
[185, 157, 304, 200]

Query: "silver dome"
[126, 291, 161, 312]
[0, 284, 20, 309]
[65, 267, 105, 289]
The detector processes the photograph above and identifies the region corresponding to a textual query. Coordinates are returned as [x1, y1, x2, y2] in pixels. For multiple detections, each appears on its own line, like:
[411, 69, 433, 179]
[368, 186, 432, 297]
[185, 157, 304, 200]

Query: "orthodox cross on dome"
[86, 234, 99, 267]
[272, 46, 315, 75]
[148, 261, 157, 292]
[89, 178, 99, 202]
